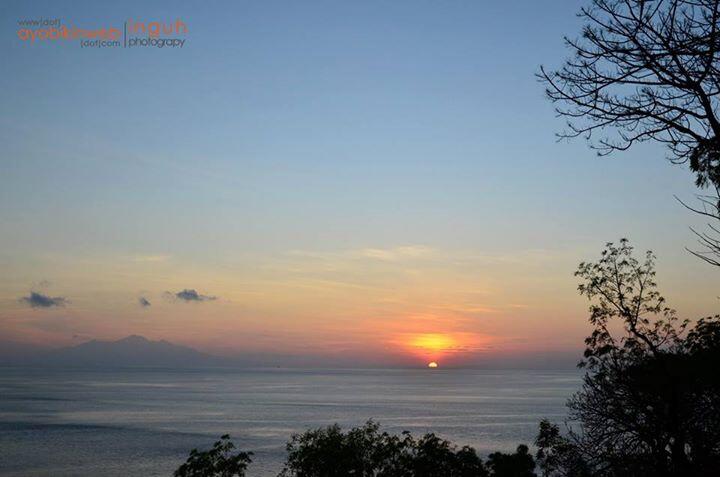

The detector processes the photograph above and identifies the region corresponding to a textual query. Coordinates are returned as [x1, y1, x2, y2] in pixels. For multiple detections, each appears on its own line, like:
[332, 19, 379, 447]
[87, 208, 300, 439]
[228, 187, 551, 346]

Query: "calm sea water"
[0, 367, 581, 476]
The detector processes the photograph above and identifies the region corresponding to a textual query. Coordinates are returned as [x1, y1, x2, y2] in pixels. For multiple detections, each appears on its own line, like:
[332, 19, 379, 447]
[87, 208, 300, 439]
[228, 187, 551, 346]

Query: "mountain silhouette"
[39, 335, 224, 368]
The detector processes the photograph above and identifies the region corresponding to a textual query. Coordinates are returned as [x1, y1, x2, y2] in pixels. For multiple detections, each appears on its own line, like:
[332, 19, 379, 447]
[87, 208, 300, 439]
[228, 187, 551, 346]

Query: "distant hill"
[36, 335, 225, 368]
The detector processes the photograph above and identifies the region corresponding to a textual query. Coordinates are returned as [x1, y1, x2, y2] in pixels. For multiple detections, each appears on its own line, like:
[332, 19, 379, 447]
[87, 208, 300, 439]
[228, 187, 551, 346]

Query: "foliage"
[174, 434, 253, 477]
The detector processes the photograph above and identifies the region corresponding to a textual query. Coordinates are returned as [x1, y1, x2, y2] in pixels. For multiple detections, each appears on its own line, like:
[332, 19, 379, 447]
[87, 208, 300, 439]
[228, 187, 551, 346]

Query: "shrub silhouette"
[487, 445, 535, 477]
[177, 422, 543, 476]
[174, 434, 252, 477]
[278, 420, 490, 477]
[277, 421, 545, 476]
[281, 421, 488, 477]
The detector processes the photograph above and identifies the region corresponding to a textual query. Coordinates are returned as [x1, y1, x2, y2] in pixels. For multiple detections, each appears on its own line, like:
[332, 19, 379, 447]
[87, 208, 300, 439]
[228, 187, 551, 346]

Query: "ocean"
[0, 367, 581, 476]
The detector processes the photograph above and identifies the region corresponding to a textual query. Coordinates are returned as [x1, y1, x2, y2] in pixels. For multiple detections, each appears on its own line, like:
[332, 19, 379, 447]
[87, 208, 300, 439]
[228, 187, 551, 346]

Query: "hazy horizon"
[0, 333, 582, 369]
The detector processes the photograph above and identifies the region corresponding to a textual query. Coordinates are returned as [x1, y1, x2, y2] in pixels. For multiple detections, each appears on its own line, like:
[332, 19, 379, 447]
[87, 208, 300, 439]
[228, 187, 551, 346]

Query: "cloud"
[138, 297, 151, 307]
[168, 289, 217, 302]
[20, 291, 67, 308]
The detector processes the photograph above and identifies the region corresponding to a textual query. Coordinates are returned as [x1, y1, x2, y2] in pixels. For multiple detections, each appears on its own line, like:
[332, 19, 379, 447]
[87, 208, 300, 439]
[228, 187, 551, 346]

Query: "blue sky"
[0, 0, 716, 364]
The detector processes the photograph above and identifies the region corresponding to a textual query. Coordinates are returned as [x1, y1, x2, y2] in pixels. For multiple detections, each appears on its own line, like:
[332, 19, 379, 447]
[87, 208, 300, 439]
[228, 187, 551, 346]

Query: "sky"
[1, 0, 718, 367]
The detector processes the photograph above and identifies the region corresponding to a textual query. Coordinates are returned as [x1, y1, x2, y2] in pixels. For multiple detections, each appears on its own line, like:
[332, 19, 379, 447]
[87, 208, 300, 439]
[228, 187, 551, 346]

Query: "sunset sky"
[1, 0, 718, 367]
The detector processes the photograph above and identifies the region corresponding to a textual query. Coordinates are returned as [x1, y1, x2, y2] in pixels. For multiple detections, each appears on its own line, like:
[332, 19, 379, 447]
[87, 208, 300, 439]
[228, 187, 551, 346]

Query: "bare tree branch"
[540, 0, 720, 267]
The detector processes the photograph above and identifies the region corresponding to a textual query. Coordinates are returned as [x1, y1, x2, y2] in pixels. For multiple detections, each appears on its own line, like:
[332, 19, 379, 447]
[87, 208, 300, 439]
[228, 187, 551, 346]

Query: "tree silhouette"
[539, 0, 720, 266]
[535, 240, 720, 477]
[539, 0, 720, 187]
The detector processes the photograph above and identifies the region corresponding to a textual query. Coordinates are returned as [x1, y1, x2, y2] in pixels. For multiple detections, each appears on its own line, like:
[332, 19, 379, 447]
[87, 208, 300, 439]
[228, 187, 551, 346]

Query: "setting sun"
[428, 361, 438, 368]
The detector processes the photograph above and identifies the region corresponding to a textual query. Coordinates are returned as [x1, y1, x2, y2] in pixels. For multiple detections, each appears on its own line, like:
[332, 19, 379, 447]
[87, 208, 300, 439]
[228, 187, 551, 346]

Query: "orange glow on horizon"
[401, 332, 463, 364]
[391, 330, 491, 366]
[410, 333, 456, 352]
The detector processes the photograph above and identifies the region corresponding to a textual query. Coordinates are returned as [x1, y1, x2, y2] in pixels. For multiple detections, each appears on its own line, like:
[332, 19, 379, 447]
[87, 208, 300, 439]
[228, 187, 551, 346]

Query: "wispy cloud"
[288, 245, 436, 262]
[357, 245, 435, 261]
[131, 254, 171, 263]
[19, 291, 67, 308]
[167, 289, 217, 303]
[286, 245, 565, 266]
